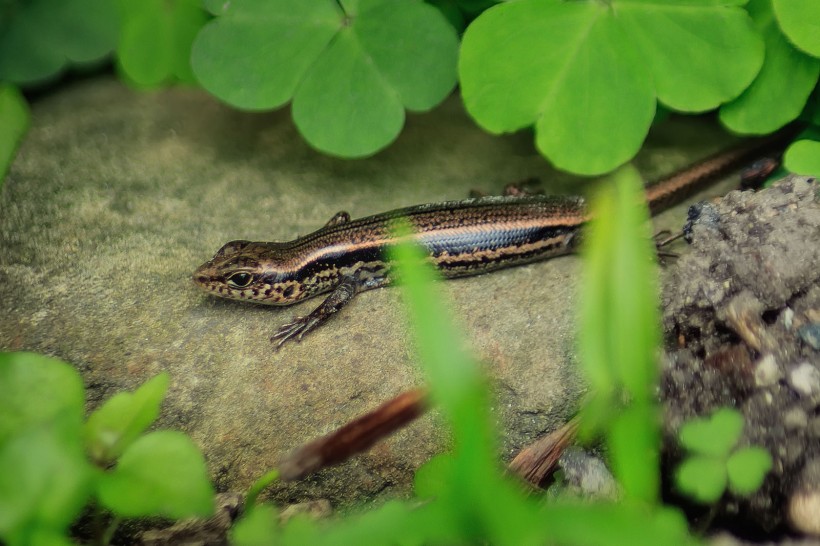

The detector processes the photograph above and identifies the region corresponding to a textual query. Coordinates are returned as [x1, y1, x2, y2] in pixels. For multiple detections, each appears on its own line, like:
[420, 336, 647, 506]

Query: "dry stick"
[508, 416, 580, 485]
[278, 388, 429, 481]
[277, 386, 579, 486]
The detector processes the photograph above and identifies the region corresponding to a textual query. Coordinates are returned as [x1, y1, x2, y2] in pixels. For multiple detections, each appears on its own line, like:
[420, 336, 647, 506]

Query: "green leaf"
[0, 352, 85, 446]
[97, 430, 214, 518]
[727, 446, 772, 495]
[118, 0, 208, 86]
[615, 0, 764, 112]
[0, 85, 29, 187]
[0, 0, 119, 85]
[772, 0, 820, 57]
[231, 504, 279, 546]
[720, 0, 820, 133]
[460, 0, 655, 175]
[679, 407, 744, 457]
[191, 0, 458, 157]
[84, 372, 169, 464]
[413, 453, 455, 499]
[609, 404, 659, 504]
[580, 165, 659, 412]
[0, 426, 92, 541]
[541, 503, 697, 546]
[460, 0, 763, 175]
[675, 455, 727, 503]
[783, 139, 820, 176]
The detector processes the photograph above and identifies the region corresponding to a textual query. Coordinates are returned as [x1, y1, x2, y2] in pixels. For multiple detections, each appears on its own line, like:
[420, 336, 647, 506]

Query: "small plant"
[675, 407, 773, 504]
[0, 352, 214, 545]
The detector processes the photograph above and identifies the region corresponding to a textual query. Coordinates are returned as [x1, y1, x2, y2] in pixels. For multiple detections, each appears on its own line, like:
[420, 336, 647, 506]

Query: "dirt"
[660, 176, 820, 535]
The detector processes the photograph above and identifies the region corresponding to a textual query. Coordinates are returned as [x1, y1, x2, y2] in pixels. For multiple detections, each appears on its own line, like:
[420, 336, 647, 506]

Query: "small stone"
[788, 362, 820, 396]
[810, 417, 820, 438]
[754, 354, 781, 387]
[789, 491, 820, 536]
[279, 499, 332, 524]
[784, 407, 808, 430]
[557, 447, 620, 501]
[788, 458, 820, 536]
[782, 308, 794, 330]
[798, 323, 820, 350]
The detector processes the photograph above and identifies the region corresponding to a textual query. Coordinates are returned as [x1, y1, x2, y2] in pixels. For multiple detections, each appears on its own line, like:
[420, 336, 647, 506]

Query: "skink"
[193, 130, 796, 346]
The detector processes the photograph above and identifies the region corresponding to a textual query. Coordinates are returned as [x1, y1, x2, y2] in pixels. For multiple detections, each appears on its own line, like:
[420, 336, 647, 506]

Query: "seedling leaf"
[675, 455, 727, 503]
[679, 407, 744, 457]
[0, 427, 92, 540]
[84, 372, 170, 464]
[727, 446, 772, 495]
[0, 352, 84, 445]
[97, 430, 214, 518]
[231, 504, 279, 546]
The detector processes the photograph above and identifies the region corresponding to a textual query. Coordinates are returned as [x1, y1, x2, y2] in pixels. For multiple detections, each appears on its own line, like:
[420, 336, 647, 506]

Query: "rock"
[555, 447, 620, 502]
[797, 323, 820, 351]
[789, 363, 820, 397]
[788, 458, 820, 536]
[754, 354, 782, 387]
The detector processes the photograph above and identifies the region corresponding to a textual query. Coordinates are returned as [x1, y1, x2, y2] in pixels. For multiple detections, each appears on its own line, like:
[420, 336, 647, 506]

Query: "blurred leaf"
[0, 426, 92, 542]
[541, 503, 697, 546]
[97, 430, 214, 518]
[118, 0, 208, 86]
[609, 404, 659, 504]
[460, 0, 762, 175]
[413, 453, 455, 499]
[0, 0, 119, 85]
[0, 85, 29, 186]
[580, 165, 659, 423]
[192, 0, 457, 157]
[720, 0, 820, 133]
[772, 0, 820, 57]
[231, 504, 279, 546]
[0, 352, 84, 445]
[679, 408, 744, 457]
[245, 469, 279, 510]
[84, 372, 169, 464]
[726, 446, 772, 495]
[783, 139, 820, 176]
[675, 455, 727, 503]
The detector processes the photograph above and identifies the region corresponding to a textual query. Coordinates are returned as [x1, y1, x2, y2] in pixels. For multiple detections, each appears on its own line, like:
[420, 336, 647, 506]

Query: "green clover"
[675, 408, 772, 503]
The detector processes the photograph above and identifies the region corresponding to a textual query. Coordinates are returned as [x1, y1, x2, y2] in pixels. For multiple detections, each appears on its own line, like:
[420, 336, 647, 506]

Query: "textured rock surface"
[0, 77, 745, 509]
[662, 177, 820, 532]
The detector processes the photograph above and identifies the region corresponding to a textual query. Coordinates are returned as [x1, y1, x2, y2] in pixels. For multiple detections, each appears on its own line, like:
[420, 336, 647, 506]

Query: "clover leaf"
[784, 139, 820, 177]
[97, 430, 214, 519]
[459, 0, 763, 175]
[84, 372, 170, 464]
[117, 0, 208, 87]
[675, 408, 772, 503]
[0, 85, 29, 188]
[191, 0, 458, 158]
[720, 0, 820, 133]
[772, 0, 820, 57]
[0, 0, 119, 85]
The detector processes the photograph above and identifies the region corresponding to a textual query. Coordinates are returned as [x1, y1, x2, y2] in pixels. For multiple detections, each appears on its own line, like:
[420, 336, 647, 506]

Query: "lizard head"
[193, 240, 308, 305]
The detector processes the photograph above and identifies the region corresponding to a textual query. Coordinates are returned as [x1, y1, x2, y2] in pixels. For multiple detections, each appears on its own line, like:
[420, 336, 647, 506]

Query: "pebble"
[798, 323, 820, 350]
[557, 447, 620, 501]
[788, 362, 820, 397]
[754, 354, 781, 387]
[788, 458, 820, 536]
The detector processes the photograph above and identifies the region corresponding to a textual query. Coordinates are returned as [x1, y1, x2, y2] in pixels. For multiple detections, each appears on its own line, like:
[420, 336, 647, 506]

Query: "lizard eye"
[226, 272, 254, 288]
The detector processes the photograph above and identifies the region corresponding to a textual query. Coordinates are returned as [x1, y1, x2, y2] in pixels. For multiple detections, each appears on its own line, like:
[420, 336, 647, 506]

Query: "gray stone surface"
[0, 77, 740, 507]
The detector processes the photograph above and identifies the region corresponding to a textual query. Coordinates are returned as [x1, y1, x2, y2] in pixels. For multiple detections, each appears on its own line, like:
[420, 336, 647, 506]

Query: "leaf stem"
[245, 469, 280, 511]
